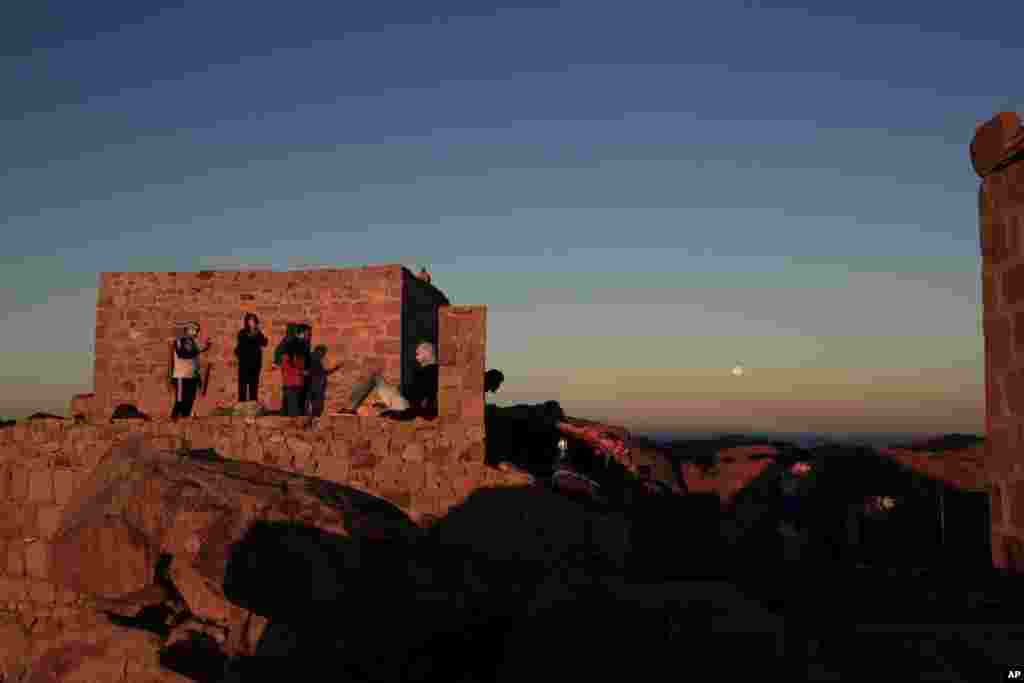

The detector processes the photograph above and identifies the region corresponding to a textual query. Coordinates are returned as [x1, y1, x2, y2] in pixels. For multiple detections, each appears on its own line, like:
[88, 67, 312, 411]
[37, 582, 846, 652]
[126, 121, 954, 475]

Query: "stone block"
[27, 581, 55, 606]
[0, 576, 26, 602]
[0, 504, 25, 537]
[462, 396, 485, 421]
[314, 454, 350, 483]
[401, 443, 426, 463]
[1004, 369, 1024, 418]
[52, 469, 74, 506]
[1004, 263, 1024, 306]
[25, 541, 50, 579]
[7, 541, 25, 576]
[988, 376, 1007, 419]
[37, 506, 62, 540]
[27, 470, 52, 504]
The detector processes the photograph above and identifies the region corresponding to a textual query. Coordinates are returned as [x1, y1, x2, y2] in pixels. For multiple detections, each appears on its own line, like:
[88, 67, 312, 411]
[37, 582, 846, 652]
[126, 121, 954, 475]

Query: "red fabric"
[281, 354, 306, 388]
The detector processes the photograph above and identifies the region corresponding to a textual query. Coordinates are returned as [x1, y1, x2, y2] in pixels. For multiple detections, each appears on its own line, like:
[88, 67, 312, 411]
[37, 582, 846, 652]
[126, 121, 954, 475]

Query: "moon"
[731, 364, 745, 377]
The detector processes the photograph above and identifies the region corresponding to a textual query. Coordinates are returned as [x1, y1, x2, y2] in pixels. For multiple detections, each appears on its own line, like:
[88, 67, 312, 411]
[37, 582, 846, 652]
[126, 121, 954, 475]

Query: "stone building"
[69, 264, 479, 421]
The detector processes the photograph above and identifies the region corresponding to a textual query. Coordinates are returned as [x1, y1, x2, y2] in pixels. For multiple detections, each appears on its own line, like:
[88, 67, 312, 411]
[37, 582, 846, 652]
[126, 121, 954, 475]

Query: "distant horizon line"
[632, 428, 985, 444]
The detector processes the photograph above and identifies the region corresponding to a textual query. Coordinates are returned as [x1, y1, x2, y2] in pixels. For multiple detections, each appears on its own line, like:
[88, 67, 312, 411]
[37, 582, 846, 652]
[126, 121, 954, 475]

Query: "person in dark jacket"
[273, 323, 299, 367]
[348, 341, 438, 418]
[404, 341, 440, 417]
[234, 313, 268, 403]
[306, 344, 343, 417]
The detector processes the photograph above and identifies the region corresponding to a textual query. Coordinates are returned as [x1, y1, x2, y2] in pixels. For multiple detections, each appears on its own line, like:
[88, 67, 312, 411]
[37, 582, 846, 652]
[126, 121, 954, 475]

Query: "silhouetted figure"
[235, 313, 268, 403]
[484, 369, 505, 394]
[307, 344, 342, 417]
[778, 460, 814, 562]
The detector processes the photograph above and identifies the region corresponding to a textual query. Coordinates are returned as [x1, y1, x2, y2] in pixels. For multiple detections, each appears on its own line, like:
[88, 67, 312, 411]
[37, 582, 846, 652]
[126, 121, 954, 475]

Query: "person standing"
[306, 345, 343, 417]
[280, 336, 309, 416]
[296, 325, 313, 414]
[171, 322, 212, 418]
[234, 313, 268, 403]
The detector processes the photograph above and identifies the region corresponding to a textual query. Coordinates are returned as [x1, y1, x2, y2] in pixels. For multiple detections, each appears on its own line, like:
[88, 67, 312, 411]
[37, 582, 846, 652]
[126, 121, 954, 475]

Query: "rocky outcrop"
[50, 435, 423, 662]
[971, 111, 1024, 177]
[19, 617, 192, 683]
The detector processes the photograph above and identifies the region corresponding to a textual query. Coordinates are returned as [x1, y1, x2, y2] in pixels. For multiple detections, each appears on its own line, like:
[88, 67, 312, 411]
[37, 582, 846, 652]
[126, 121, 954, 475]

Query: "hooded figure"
[235, 313, 268, 403]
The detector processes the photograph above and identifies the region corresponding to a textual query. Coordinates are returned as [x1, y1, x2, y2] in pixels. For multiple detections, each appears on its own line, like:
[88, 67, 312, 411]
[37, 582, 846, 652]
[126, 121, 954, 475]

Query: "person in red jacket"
[279, 337, 309, 416]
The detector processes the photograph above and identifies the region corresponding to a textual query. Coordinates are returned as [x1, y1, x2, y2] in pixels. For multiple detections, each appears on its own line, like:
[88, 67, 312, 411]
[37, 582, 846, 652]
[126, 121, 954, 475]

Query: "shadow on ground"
[62, 437, 1023, 682]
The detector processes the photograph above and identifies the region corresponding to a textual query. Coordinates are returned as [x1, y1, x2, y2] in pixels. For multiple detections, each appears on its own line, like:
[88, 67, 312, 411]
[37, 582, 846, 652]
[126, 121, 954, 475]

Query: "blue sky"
[2, 0, 1019, 434]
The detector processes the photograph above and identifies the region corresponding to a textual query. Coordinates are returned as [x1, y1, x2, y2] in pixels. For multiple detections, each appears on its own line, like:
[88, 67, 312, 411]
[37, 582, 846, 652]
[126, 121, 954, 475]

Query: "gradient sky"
[2, 1, 1021, 435]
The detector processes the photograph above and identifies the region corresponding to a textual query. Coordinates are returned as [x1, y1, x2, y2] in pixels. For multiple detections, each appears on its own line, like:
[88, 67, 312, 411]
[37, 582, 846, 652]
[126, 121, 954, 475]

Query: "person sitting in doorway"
[348, 340, 439, 419]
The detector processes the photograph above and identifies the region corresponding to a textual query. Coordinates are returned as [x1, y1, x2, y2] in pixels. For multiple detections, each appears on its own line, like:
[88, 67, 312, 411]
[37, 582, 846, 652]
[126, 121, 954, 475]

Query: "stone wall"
[89, 265, 407, 420]
[0, 415, 531, 621]
[401, 270, 450, 390]
[438, 306, 486, 425]
[972, 111, 1024, 572]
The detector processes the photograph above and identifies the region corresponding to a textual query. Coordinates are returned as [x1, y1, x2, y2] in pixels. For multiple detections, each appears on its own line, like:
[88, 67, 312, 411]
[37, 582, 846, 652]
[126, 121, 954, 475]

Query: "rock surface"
[50, 435, 422, 659]
[5, 615, 191, 683]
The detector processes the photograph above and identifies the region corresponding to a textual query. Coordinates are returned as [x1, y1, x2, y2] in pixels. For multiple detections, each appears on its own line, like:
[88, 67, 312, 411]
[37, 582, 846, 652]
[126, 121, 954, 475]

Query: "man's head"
[415, 341, 436, 366]
[184, 322, 200, 338]
[484, 369, 504, 393]
[243, 313, 259, 330]
[789, 461, 813, 477]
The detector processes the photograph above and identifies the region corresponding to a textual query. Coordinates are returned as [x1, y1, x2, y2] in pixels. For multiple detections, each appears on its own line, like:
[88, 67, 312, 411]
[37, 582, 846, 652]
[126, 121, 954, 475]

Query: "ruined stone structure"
[71, 264, 463, 421]
[973, 111, 1024, 572]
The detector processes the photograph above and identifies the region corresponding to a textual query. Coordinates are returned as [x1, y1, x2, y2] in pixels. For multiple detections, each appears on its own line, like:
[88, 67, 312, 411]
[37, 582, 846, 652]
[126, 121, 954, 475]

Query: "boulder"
[50, 435, 423, 659]
[971, 111, 1024, 177]
[0, 616, 30, 681]
[16, 618, 191, 683]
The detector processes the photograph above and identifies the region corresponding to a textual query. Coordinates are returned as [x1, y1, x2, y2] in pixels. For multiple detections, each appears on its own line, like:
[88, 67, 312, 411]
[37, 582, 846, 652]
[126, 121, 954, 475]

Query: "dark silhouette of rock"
[27, 411, 66, 421]
[110, 403, 151, 421]
[896, 433, 985, 453]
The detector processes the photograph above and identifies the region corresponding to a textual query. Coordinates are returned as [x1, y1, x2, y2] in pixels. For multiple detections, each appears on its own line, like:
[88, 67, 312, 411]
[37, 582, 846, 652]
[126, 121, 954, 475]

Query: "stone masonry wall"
[438, 306, 486, 426]
[0, 415, 531, 623]
[89, 265, 406, 420]
[972, 111, 1024, 572]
